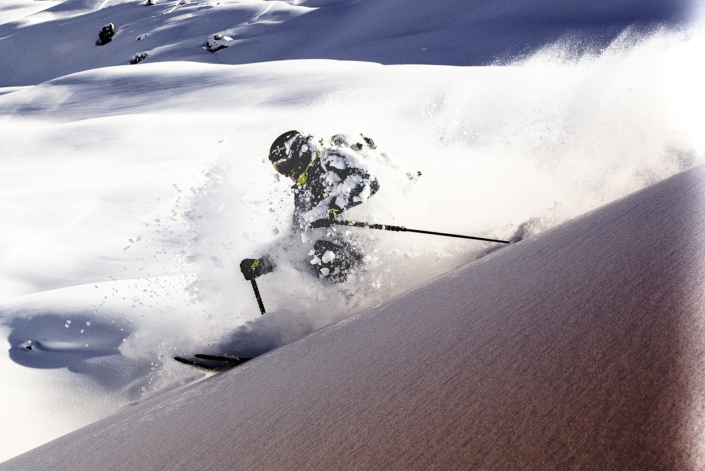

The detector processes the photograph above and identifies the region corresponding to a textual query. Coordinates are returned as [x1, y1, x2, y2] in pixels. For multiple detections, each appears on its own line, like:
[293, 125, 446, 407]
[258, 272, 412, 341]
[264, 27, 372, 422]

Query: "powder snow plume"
[184, 26, 705, 348]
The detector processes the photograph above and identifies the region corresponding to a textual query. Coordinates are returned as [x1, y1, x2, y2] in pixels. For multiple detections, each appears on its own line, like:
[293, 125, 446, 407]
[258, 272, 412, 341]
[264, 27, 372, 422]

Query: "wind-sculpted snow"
[1, 1, 705, 464]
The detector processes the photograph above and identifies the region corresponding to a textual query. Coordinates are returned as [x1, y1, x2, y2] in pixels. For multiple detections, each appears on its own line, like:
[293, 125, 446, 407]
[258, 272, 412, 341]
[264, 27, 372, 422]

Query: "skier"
[240, 131, 380, 283]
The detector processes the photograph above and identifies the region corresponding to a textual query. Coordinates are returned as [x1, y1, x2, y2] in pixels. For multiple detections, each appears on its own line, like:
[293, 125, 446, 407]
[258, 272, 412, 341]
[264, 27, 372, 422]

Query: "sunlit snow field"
[1, 0, 705, 462]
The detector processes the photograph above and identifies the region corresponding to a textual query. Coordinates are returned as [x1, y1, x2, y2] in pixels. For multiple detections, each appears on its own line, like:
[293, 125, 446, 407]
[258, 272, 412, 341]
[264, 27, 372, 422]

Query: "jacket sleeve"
[330, 167, 380, 212]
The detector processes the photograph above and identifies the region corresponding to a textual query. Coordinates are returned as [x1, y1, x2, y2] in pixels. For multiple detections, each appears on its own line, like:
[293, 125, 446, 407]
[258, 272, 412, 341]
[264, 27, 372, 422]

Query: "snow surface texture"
[1, 0, 705, 464]
[6, 154, 705, 471]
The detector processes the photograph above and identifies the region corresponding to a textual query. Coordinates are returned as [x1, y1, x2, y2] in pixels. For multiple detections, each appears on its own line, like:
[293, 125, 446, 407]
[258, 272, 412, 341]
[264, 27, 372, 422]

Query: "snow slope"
[5, 157, 705, 471]
[0, 0, 695, 86]
[1, 0, 704, 464]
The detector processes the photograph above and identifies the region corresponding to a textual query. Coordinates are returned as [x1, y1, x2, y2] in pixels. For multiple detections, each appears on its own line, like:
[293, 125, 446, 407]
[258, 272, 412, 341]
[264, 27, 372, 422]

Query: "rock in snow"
[97, 23, 115, 46]
[205, 34, 232, 53]
[130, 52, 148, 64]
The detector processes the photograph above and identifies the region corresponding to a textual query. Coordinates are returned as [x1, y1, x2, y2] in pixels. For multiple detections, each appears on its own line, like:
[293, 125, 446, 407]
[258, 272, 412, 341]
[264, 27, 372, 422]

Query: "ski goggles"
[273, 158, 296, 176]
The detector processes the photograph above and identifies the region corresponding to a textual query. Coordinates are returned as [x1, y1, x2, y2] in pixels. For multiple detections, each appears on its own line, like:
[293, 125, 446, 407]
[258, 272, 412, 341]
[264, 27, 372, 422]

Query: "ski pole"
[250, 279, 266, 315]
[330, 220, 510, 244]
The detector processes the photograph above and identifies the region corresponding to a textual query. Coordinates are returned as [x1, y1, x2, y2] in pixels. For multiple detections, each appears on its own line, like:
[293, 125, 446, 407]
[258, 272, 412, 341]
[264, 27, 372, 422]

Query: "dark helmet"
[268, 131, 315, 178]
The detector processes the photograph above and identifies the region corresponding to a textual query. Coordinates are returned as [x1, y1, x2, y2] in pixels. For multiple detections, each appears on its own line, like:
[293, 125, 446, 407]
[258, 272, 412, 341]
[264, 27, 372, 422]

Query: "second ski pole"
[250, 279, 266, 315]
[241, 258, 274, 315]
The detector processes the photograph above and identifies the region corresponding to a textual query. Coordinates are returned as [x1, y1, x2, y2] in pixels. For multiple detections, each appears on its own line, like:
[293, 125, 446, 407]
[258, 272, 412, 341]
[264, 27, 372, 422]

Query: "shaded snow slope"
[6, 159, 705, 470]
[0, 0, 696, 86]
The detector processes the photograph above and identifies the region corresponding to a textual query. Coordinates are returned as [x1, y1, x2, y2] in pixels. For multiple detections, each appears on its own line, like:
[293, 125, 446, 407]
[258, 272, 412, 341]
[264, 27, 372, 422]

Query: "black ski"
[174, 354, 252, 372]
[195, 354, 251, 366]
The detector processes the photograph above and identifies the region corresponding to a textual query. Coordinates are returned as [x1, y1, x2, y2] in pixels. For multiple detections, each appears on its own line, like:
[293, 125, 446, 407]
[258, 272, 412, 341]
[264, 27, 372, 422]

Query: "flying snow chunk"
[205, 34, 233, 53]
[321, 251, 336, 264]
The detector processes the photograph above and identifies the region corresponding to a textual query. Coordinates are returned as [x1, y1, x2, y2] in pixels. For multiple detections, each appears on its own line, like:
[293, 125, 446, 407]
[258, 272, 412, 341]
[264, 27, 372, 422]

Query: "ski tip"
[173, 356, 223, 371]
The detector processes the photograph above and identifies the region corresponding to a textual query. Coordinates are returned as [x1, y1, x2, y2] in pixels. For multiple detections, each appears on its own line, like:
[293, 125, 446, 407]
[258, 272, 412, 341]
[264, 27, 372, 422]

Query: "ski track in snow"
[0, 0, 704, 463]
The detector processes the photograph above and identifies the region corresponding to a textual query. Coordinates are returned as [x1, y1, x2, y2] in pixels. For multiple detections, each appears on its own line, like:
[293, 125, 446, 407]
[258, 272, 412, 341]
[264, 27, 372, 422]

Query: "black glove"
[309, 207, 341, 229]
[240, 256, 275, 281]
[309, 217, 333, 229]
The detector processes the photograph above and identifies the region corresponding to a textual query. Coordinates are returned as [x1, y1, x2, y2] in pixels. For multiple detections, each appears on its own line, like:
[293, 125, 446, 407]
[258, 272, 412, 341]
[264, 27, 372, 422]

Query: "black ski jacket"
[292, 136, 380, 230]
